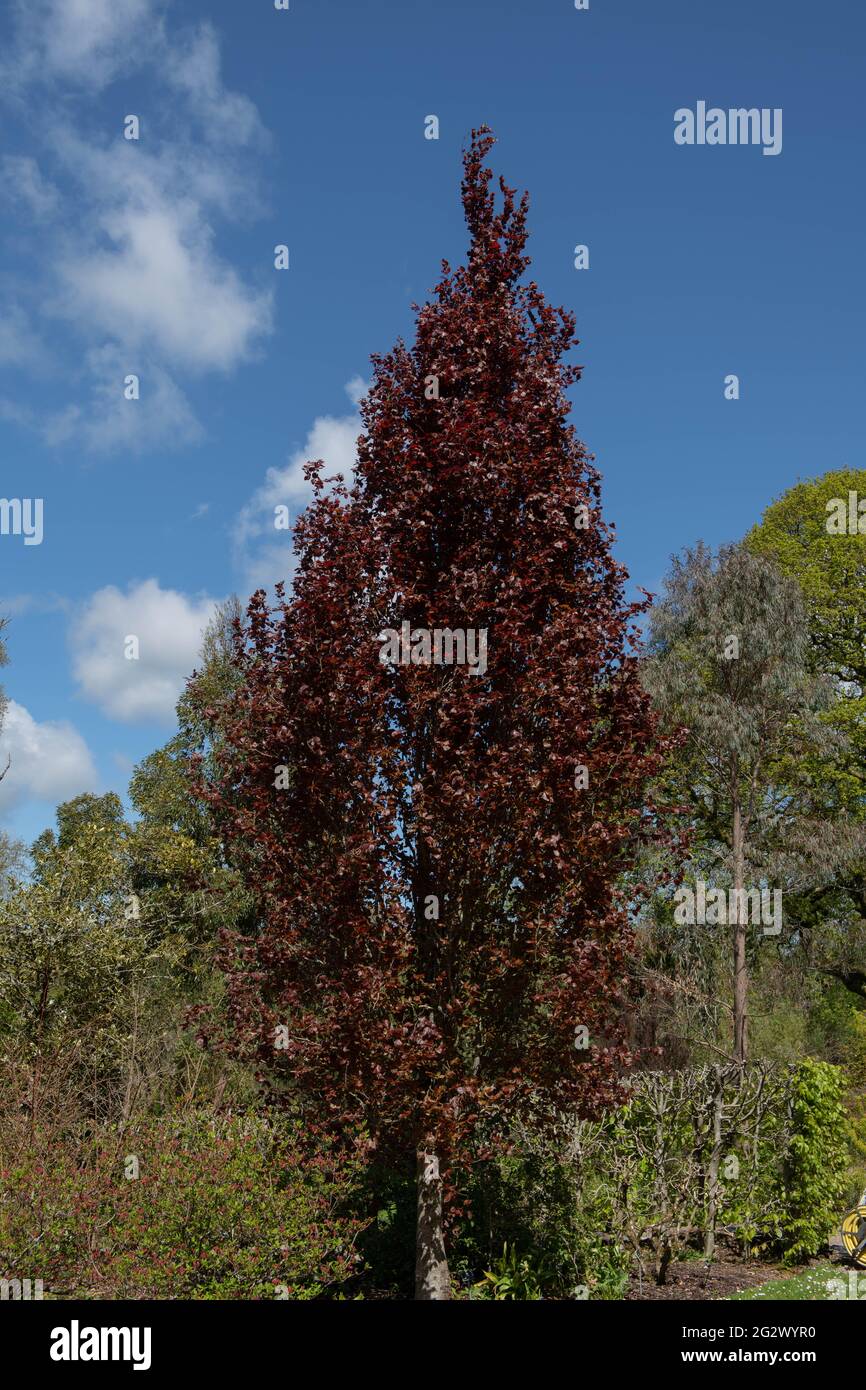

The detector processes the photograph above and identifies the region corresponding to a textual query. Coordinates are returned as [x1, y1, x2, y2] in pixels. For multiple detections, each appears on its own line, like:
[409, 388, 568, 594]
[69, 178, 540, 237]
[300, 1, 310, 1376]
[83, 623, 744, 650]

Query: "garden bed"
[626, 1257, 813, 1300]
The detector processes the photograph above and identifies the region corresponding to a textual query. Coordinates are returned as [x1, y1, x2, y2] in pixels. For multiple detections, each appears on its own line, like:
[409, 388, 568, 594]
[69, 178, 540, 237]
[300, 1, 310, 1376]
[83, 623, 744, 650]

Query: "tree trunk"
[656, 1240, 673, 1286]
[414, 1148, 450, 1300]
[732, 801, 748, 1064]
[703, 1076, 724, 1260]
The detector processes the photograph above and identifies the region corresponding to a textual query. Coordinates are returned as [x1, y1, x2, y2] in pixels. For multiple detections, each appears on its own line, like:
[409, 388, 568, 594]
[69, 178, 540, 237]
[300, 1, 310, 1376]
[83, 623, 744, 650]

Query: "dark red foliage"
[203, 129, 668, 1171]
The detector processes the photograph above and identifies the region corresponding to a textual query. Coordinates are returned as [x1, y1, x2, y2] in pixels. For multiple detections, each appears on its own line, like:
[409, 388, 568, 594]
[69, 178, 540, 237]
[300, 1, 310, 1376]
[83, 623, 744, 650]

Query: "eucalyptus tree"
[644, 543, 854, 1062]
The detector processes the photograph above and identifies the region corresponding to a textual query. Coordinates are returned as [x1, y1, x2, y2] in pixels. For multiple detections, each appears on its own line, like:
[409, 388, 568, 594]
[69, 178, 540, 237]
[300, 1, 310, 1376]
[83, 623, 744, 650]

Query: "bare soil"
[625, 1256, 814, 1300]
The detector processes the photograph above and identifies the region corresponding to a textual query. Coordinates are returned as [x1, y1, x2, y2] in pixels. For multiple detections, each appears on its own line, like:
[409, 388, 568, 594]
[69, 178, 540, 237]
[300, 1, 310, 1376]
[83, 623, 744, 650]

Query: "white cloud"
[43, 0, 155, 78]
[71, 579, 219, 724]
[0, 305, 44, 368]
[0, 398, 34, 429]
[233, 379, 365, 589]
[43, 345, 203, 454]
[4, 0, 159, 90]
[0, 700, 98, 813]
[59, 195, 272, 373]
[55, 131, 258, 225]
[164, 24, 266, 149]
[0, 155, 60, 219]
[0, 594, 71, 618]
[0, 4, 271, 453]
[345, 375, 367, 407]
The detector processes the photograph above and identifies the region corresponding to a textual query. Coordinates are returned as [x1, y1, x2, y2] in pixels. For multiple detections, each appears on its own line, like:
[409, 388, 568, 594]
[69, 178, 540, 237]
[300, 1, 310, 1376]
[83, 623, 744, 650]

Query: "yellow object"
[841, 1206, 866, 1268]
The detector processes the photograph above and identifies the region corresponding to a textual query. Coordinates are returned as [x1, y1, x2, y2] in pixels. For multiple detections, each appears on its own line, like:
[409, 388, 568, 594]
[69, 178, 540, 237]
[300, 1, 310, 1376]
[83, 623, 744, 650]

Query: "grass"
[729, 1265, 850, 1300]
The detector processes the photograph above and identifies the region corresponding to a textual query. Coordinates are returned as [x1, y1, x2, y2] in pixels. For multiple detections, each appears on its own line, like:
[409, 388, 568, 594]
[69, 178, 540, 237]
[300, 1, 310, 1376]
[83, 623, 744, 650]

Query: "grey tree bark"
[415, 1149, 451, 1299]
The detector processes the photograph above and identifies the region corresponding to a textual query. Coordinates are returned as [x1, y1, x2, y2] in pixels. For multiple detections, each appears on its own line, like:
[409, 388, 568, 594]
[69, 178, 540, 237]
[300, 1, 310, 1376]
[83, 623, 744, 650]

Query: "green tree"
[644, 543, 852, 1062]
[748, 469, 866, 997]
[0, 808, 156, 1124]
[0, 599, 255, 1124]
[747, 467, 866, 811]
[31, 791, 125, 866]
[129, 595, 256, 966]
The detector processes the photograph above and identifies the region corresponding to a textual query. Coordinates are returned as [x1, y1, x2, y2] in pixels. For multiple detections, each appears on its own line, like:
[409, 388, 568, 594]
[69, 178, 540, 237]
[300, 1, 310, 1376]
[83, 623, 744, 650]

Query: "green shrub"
[772, 1058, 849, 1264]
[453, 1132, 628, 1300]
[471, 1242, 547, 1300]
[0, 1111, 365, 1299]
[720, 1058, 848, 1264]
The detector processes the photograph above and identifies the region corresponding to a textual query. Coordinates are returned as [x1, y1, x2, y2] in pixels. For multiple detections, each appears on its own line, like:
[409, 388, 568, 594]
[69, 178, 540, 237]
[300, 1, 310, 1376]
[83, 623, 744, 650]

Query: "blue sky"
[0, 0, 862, 844]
